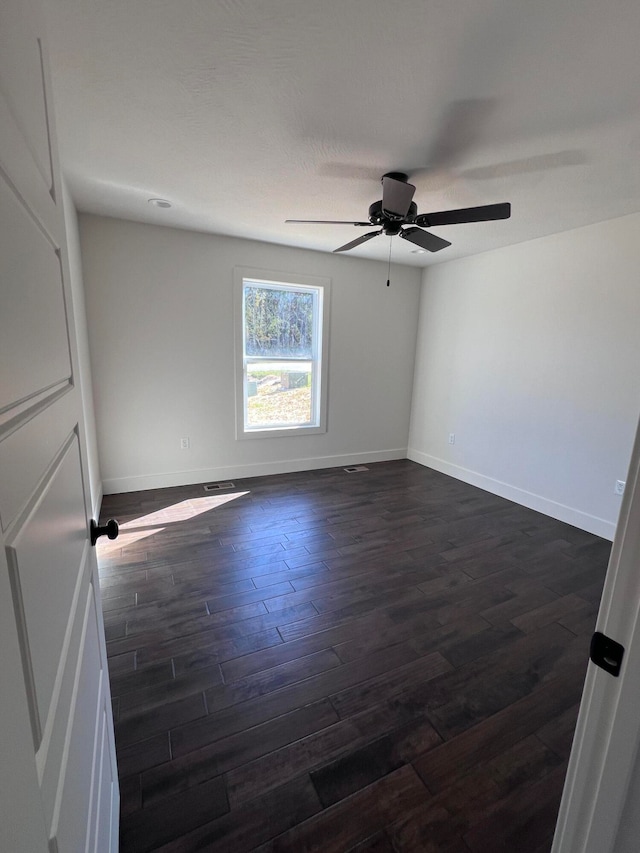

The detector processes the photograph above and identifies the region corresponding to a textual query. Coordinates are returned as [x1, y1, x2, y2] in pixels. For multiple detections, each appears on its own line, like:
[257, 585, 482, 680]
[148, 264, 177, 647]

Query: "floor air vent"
[203, 481, 235, 491]
[344, 466, 369, 473]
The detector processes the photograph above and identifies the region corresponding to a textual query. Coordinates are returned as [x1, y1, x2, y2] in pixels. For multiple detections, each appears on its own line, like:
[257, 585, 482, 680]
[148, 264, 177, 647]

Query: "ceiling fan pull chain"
[387, 236, 392, 286]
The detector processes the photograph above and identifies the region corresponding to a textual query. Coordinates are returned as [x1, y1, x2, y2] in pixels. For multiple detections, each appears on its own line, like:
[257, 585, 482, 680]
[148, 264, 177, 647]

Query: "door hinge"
[590, 631, 624, 677]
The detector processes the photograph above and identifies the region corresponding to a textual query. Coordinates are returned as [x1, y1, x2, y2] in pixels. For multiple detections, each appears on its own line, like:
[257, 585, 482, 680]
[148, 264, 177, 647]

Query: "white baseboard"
[102, 448, 407, 495]
[407, 448, 616, 541]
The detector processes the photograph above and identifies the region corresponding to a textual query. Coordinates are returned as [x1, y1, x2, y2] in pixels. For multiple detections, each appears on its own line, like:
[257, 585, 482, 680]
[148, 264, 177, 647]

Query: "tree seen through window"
[244, 286, 314, 358]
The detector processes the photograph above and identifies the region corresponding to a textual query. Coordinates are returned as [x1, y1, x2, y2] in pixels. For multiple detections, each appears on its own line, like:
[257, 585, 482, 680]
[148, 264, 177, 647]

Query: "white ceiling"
[44, 0, 640, 266]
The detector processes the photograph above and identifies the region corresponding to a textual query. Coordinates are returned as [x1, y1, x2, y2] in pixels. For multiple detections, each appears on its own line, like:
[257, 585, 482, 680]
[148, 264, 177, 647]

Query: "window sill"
[236, 424, 327, 440]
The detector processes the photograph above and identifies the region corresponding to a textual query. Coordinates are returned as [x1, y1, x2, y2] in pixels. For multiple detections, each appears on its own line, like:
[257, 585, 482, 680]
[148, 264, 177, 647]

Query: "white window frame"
[233, 267, 330, 439]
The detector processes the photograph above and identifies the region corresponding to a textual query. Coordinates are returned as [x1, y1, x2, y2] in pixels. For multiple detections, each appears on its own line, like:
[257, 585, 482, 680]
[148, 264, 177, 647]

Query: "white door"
[0, 0, 119, 850]
[552, 408, 640, 852]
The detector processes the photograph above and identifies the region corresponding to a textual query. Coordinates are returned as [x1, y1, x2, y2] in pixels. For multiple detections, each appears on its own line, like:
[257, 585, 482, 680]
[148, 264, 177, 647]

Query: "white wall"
[79, 215, 421, 493]
[61, 182, 102, 516]
[408, 212, 640, 540]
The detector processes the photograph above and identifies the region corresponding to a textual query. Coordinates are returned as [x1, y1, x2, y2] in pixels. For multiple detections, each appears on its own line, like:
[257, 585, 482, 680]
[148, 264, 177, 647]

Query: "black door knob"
[90, 518, 119, 546]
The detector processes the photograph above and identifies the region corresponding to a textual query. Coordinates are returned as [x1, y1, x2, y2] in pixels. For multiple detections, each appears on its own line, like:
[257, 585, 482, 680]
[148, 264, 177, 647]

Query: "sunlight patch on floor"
[97, 492, 249, 556]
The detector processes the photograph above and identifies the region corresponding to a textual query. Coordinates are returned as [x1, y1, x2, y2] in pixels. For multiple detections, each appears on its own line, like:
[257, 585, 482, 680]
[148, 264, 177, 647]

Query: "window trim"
[233, 267, 331, 440]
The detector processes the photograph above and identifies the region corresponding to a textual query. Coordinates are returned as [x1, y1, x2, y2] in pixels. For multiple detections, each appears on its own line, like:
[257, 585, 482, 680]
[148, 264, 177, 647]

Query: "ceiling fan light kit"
[286, 172, 511, 255]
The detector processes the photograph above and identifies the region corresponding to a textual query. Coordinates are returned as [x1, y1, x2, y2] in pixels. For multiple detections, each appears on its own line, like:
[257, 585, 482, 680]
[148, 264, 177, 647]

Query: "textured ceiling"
[44, 0, 640, 266]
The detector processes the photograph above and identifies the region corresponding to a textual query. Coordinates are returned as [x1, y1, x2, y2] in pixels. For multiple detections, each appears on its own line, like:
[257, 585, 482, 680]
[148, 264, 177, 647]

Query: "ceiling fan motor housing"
[382, 172, 410, 183]
[369, 199, 417, 232]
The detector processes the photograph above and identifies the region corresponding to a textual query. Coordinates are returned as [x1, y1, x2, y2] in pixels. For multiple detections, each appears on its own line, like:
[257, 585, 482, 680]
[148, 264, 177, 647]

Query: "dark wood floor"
[98, 460, 611, 853]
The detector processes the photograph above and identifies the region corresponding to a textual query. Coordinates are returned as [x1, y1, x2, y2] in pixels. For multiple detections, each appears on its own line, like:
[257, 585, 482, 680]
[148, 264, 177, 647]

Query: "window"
[234, 268, 330, 438]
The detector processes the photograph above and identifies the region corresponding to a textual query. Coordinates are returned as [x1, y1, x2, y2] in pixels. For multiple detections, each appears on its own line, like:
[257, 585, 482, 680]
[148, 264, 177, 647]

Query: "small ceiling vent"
[344, 466, 369, 473]
[203, 481, 235, 491]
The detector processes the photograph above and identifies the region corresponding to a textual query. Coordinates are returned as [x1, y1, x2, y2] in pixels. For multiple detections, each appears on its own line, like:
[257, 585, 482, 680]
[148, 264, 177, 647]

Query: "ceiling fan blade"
[415, 202, 511, 228]
[422, 99, 497, 173]
[461, 150, 587, 181]
[400, 227, 451, 253]
[381, 175, 415, 219]
[286, 219, 371, 225]
[333, 230, 383, 253]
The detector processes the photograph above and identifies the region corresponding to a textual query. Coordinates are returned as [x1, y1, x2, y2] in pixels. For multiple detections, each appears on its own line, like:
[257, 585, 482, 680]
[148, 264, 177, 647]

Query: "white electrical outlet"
[180, 437, 190, 450]
[448, 433, 456, 445]
[615, 480, 626, 496]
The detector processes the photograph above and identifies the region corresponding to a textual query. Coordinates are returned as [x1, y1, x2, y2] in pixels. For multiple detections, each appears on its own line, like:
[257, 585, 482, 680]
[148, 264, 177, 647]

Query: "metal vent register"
[203, 482, 235, 491]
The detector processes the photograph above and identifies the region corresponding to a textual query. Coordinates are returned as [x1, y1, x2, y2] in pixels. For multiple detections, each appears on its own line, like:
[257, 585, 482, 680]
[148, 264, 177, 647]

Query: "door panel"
[39, 546, 93, 830]
[0, 176, 71, 413]
[6, 435, 86, 737]
[90, 703, 116, 853]
[0, 0, 54, 190]
[52, 590, 103, 852]
[0, 391, 72, 529]
[0, 0, 118, 850]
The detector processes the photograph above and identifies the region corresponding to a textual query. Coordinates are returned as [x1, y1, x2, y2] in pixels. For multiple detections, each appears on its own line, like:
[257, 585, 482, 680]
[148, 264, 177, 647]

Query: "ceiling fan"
[286, 172, 511, 254]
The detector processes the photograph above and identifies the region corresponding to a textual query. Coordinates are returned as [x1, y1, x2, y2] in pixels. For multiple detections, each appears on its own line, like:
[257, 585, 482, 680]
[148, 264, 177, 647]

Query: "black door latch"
[590, 631, 624, 677]
[90, 518, 119, 546]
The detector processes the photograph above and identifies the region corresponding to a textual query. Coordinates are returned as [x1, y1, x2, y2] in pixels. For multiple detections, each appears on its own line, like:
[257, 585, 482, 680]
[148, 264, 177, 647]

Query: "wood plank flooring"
[98, 460, 611, 852]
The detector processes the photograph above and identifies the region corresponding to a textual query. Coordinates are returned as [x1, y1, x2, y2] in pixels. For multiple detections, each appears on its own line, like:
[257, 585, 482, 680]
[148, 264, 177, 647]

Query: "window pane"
[246, 362, 312, 428]
[244, 285, 314, 358]
[235, 270, 329, 439]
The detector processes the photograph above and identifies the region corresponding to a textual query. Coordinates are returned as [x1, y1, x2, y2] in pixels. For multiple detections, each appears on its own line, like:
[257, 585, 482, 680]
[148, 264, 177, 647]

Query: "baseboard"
[407, 448, 616, 541]
[101, 448, 407, 495]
